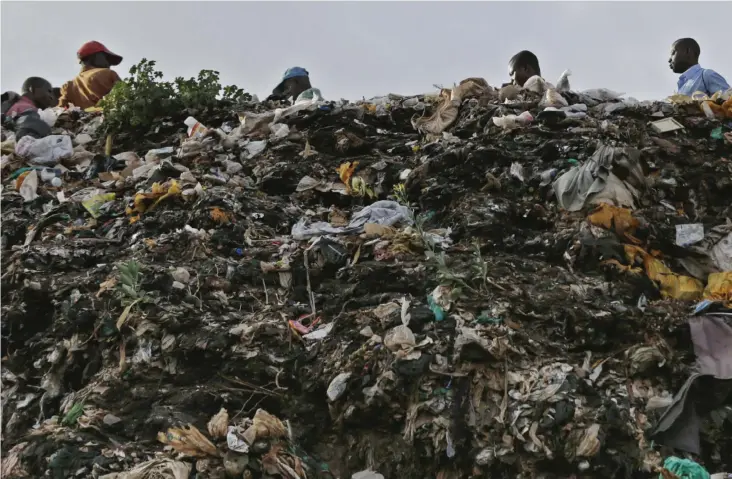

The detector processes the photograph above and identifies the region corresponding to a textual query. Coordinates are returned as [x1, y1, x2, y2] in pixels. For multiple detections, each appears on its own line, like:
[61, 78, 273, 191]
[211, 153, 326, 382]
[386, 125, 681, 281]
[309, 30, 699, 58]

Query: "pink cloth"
[6, 96, 37, 117]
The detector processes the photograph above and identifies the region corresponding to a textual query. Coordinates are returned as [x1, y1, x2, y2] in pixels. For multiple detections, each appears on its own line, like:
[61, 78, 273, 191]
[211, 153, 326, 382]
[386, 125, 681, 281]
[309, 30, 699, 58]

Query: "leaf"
[117, 298, 142, 330]
[121, 284, 139, 299]
[119, 271, 135, 289]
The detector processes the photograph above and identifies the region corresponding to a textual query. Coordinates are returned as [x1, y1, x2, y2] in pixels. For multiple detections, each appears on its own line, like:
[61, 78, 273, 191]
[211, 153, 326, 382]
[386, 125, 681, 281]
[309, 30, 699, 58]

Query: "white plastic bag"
[539, 89, 569, 109]
[492, 111, 534, 129]
[19, 169, 39, 202]
[523, 75, 548, 94]
[556, 70, 572, 92]
[39, 108, 59, 127]
[15, 135, 73, 166]
[269, 123, 290, 140]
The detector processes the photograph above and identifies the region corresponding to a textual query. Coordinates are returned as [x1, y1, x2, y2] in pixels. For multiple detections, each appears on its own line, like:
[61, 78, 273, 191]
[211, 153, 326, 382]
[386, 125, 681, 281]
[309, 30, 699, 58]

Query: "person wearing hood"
[3, 77, 56, 140]
[267, 67, 322, 104]
[58, 41, 123, 109]
[669, 38, 729, 97]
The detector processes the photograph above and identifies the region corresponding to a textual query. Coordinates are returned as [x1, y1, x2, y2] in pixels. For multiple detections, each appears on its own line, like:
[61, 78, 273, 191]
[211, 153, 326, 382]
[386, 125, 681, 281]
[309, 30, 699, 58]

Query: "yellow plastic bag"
[336, 161, 358, 192]
[82, 193, 116, 219]
[703, 272, 732, 305]
[624, 245, 704, 300]
[126, 180, 181, 217]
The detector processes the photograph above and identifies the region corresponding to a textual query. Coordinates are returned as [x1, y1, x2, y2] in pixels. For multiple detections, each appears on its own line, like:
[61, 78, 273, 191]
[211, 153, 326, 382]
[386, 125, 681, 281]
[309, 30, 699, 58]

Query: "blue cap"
[282, 67, 309, 81]
[274, 67, 309, 95]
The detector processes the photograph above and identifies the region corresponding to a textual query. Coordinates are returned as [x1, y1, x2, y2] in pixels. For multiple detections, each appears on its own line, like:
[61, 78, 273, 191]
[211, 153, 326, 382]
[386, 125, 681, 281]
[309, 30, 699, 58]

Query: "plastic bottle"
[184, 117, 208, 139]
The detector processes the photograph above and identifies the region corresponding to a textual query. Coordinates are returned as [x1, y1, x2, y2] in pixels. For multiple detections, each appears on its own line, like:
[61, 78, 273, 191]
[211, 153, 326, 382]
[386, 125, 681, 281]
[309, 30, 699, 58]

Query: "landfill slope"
[2, 86, 732, 479]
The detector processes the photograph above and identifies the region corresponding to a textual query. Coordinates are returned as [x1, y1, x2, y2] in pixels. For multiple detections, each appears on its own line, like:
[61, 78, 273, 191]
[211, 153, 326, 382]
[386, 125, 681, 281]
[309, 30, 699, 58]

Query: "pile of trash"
[2, 80, 732, 479]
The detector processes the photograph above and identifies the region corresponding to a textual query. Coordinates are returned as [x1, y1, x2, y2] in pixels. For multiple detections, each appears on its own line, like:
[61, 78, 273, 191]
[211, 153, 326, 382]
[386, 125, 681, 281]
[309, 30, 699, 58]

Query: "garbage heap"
[2, 80, 732, 479]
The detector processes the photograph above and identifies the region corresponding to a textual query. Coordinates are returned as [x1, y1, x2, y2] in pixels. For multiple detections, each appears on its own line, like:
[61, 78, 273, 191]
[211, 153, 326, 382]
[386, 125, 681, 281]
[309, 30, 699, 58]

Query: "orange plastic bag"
[588, 204, 641, 244]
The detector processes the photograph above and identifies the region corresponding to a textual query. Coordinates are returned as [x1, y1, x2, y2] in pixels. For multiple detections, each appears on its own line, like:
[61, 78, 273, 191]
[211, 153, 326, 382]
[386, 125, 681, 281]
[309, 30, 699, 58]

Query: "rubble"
[2, 80, 732, 479]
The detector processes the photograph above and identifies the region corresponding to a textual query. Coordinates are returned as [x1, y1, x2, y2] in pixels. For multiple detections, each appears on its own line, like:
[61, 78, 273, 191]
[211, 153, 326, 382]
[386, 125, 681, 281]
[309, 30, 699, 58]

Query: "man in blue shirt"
[669, 38, 730, 97]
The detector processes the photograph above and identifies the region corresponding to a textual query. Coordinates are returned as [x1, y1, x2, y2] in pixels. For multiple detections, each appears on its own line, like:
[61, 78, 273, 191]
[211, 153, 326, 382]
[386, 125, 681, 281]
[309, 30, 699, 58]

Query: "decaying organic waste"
[2, 78, 732, 479]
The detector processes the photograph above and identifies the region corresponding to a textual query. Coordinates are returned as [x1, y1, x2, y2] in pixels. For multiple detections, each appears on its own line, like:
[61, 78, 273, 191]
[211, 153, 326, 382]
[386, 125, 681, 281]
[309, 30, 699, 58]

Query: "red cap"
[77, 41, 123, 66]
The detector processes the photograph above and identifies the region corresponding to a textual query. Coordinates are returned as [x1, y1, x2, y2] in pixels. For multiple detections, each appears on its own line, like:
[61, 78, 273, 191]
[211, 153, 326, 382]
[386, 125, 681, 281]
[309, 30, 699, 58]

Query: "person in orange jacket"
[58, 41, 123, 109]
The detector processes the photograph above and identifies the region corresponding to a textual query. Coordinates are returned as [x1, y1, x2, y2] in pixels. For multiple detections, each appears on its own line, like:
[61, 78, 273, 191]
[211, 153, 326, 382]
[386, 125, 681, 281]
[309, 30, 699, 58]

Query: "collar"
[679, 64, 702, 82]
[80, 65, 107, 73]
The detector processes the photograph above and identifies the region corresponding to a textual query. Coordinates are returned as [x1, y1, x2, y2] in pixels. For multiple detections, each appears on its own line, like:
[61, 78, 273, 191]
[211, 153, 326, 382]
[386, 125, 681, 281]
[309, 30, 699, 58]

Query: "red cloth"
[5, 96, 36, 117]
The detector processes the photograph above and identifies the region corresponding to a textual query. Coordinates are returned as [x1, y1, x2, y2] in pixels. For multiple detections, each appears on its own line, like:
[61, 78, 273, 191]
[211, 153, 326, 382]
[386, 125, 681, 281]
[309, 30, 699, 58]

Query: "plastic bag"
[39, 108, 59, 127]
[581, 88, 624, 101]
[539, 89, 569, 109]
[295, 87, 324, 103]
[556, 70, 572, 92]
[269, 123, 290, 140]
[523, 75, 548, 94]
[18, 169, 39, 202]
[492, 111, 533, 129]
[15, 135, 73, 166]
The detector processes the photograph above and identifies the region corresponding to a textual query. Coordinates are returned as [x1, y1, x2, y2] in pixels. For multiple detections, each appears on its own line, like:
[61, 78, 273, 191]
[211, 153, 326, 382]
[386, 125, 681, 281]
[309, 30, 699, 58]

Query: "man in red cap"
[58, 41, 123, 109]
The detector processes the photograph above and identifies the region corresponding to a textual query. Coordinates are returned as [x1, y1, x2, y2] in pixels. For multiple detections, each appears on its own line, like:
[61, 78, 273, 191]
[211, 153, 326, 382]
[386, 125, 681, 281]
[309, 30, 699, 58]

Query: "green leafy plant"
[174, 69, 225, 111]
[116, 260, 147, 330]
[100, 59, 177, 133]
[118, 260, 143, 300]
[100, 59, 251, 135]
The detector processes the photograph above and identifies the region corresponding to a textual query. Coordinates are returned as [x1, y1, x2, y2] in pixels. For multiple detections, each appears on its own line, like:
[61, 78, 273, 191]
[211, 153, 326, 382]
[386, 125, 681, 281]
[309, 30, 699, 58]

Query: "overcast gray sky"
[2, 1, 731, 101]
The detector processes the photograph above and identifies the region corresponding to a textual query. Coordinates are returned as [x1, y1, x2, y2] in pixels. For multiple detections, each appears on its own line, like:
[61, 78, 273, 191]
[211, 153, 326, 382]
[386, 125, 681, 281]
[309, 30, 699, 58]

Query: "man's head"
[77, 41, 123, 69]
[669, 38, 700, 74]
[21, 77, 55, 109]
[273, 67, 311, 101]
[508, 51, 541, 87]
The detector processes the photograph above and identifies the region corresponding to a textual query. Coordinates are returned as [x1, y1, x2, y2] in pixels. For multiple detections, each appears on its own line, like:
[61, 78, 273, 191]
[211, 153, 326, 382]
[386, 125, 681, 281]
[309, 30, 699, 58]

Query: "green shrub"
[100, 59, 250, 134]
